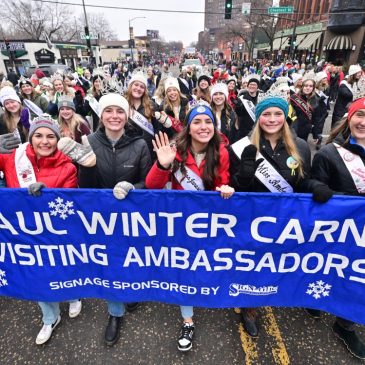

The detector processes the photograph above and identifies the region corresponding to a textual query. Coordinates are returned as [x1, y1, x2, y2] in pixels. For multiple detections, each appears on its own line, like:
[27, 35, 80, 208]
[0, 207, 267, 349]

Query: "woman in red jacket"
[146, 104, 234, 352]
[0, 115, 80, 346]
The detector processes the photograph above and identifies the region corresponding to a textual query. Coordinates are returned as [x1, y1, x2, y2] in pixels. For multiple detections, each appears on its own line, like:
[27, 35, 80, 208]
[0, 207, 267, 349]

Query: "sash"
[239, 96, 256, 122]
[231, 137, 294, 193]
[86, 95, 100, 117]
[290, 93, 312, 121]
[14, 142, 37, 187]
[130, 110, 154, 136]
[316, 90, 329, 106]
[174, 166, 204, 191]
[334, 143, 365, 193]
[23, 99, 44, 117]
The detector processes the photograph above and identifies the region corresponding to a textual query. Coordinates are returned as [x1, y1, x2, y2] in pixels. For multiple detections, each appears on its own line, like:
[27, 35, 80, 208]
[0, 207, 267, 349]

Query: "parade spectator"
[146, 67, 156, 98]
[240, 76, 261, 105]
[6, 68, 19, 87]
[78, 93, 151, 346]
[310, 97, 365, 360]
[145, 104, 234, 352]
[332, 64, 362, 127]
[192, 75, 211, 103]
[0, 114, 81, 345]
[47, 75, 75, 117]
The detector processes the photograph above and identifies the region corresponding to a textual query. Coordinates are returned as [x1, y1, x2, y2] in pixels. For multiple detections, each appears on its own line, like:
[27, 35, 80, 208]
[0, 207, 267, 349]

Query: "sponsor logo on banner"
[229, 283, 278, 296]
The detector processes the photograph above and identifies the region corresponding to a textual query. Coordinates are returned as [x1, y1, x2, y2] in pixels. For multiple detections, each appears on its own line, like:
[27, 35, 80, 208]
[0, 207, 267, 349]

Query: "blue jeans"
[107, 301, 126, 317]
[180, 305, 193, 320]
[38, 300, 78, 325]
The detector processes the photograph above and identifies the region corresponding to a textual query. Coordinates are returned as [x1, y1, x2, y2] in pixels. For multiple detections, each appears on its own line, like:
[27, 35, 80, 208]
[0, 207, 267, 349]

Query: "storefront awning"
[293, 34, 307, 49]
[326, 35, 353, 50]
[297, 32, 322, 50]
[273, 37, 288, 51]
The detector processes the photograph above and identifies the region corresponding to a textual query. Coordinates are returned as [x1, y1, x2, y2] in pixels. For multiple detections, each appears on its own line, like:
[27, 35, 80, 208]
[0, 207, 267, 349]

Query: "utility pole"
[81, 0, 94, 65]
[289, 2, 299, 60]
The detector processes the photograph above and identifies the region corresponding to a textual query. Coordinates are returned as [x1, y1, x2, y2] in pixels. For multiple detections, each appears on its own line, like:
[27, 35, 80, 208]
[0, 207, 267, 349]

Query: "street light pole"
[81, 0, 93, 64]
[128, 17, 146, 62]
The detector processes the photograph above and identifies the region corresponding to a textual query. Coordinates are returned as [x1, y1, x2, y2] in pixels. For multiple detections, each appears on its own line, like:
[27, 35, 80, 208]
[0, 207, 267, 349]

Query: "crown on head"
[31, 113, 58, 126]
[257, 88, 289, 104]
[100, 76, 125, 96]
[302, 70, 316, 82]
[188, 98, 211, 110]
[50, 73, 63, 83]
[92, 67, 105, 79]
[18, 75, 32, 86]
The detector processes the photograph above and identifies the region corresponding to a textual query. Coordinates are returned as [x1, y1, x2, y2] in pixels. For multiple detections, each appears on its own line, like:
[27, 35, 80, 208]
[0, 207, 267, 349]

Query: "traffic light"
[292, 35, 297, 47]
[287, 36, 292, 46]
[225, 0, 232, 19]
[128, 39, 135, 48]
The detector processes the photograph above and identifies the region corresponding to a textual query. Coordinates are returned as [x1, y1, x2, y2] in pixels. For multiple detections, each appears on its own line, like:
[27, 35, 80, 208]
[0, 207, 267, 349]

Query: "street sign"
[242, 3, 251, 15]
[80, 33, 98, 40]
[268, 6, 294, 14]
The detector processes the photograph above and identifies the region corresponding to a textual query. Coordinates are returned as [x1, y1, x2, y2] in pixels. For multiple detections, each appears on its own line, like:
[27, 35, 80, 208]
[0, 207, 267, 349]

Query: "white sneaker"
[36, 315, 61, 345]
[69, 300, 82, 318]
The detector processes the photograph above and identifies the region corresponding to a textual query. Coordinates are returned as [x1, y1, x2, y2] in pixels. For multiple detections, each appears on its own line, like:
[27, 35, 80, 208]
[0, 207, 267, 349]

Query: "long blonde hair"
[58, 110, 86, 139]
[250, 117, 304, 178]
[126, 83, 153, 120]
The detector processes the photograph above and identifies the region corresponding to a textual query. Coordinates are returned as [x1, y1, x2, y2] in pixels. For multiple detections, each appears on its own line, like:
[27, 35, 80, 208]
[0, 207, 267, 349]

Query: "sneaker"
[35, 315, 61, 345]
[178, 322, 195, 352]
[69, 300, 82, 318]
[305, 308, 322, 319]
[241, 308, 259, 338]
[333, 322, 365, 359]
[125, 302, 139, 312]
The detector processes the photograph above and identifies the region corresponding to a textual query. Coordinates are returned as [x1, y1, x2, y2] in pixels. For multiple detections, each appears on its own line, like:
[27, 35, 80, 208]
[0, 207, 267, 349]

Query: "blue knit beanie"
[255, 97, 289, 120]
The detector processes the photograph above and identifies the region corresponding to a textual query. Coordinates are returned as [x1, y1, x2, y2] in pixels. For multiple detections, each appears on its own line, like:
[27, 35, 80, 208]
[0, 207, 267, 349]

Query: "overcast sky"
[77, 0, 205, 46]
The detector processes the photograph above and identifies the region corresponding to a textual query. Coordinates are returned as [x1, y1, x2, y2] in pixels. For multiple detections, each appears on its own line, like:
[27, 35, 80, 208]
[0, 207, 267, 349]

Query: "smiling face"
[349, 108, 365, 145]
[199, 79, 209, 90]
[21, 83, 33, 95]
[189, 114, 215, 151]
[248, 82, 258, 94]
[212, 92, 226, 107]
[227, 81, 235, 91]
[302, 80, 314, 96]
[59, 106, 74, 121]
[166, 87, 179, 102]
[130, 81, 146, 99]
[31, 127, 58, 159]
[53, 80, 64, 92]
[4, 99, 21, 114]
[101, 105, 127, 133]
[258, 107, 285, 139]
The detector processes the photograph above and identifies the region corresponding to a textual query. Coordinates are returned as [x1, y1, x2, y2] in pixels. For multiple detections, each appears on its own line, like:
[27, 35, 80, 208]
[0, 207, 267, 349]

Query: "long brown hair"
[299, 79, 316, 100]
[126, 83, 153, 120]
[172, 114, 222, 190]
[250, 115, 304, 178]
[20, 85, 40, 100]
[210, 97, 233, 132]
[326, 116, 349, 145]
[2, 104, 28, 139]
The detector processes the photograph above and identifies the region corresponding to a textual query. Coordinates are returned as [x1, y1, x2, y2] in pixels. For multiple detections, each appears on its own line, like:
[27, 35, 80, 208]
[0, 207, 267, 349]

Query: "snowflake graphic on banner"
[306, 280, 331, 299]
[0, 269, 8, 287]
[48, 197, 75, 220]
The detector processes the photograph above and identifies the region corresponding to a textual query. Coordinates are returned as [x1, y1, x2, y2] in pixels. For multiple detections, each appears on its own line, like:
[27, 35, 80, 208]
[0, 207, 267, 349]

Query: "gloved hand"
[154, 111, 172, 128]
[0, 133, 21, 154]
[312, 184, 334, 203]
[113, 181, 134, 200]
[57, 136, 96, 167]
[236, 145, 264, 187]
[28, 182, 47, 197]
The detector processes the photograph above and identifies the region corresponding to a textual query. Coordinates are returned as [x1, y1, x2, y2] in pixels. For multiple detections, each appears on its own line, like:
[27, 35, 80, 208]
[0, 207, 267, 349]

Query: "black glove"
[0, 133, 21, 154]
[28, 182, 47, 197]
[236, 145, 264, 188]
[312, 184, 334, 203]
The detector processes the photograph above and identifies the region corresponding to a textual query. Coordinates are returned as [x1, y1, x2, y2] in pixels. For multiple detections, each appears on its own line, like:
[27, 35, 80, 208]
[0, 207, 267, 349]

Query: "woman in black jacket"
[310, 97, 365, 360]
[230, 95, 323, 338]
[78, 93, 151, 347]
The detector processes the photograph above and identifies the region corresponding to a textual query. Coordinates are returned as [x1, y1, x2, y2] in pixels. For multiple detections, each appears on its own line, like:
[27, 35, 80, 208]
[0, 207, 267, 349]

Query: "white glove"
[113, 181, 134, 200]
[154, 111, 172, 128]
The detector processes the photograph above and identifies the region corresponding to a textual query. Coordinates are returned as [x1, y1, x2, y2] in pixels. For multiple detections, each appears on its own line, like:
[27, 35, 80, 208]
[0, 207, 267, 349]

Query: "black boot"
[305, 308, 322, 319]
[333, 322, 365, 359]
[240, 308, 259, 338]
[104, 315, 123, 346]
[125, 302, 139, 312]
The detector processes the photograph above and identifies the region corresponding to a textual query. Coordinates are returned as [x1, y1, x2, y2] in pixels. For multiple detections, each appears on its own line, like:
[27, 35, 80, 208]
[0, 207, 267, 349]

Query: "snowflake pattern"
[48, 197, 75, 220]
[306, 280, 332, 299]
[0, 269, 8, 287]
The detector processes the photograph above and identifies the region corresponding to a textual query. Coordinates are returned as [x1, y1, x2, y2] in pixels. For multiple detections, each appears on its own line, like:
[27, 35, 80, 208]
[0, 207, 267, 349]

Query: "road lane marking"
[262, 307, 290, 365]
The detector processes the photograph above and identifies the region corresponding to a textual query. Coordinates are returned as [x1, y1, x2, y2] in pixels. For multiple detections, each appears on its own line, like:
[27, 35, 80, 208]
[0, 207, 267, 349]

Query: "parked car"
[24, 64, 73, 78]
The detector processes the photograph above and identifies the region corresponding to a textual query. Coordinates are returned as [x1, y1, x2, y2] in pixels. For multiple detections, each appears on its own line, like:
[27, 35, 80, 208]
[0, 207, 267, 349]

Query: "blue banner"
[0, 189, 365, 324]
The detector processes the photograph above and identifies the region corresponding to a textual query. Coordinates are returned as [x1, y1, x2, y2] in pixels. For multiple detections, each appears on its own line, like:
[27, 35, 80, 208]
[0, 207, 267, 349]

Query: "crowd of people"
[0, 59, 365, 359]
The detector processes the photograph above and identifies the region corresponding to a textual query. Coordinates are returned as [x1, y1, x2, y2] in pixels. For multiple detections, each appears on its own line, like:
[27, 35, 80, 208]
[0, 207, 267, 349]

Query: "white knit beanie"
[291, 73, 303, 84]
[129, 72, 147, 88]
[99, 93, 130, 118]
[315, 71, 328, 83]
[348, 64, 362, 77]
[0, 86, 21, 105]
[164, 77, 180, 92]
[210, 82, 228, 99]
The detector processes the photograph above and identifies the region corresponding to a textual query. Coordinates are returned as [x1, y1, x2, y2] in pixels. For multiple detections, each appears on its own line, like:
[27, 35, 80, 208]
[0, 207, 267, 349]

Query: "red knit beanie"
[348, 97, 365, 121]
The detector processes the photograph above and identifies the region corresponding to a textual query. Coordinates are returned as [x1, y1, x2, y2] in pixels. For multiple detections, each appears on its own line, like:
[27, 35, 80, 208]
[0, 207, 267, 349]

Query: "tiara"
[257, 88, 289, 104]
[188, 98, 211, 109]
[302, 70, 316, 82]
[100, 76, 125, 96]
[50, 73, 63, 83]
[18, 75, 32, 86]
[92, 67, 105, 78]
[353, 76, 365, 101]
